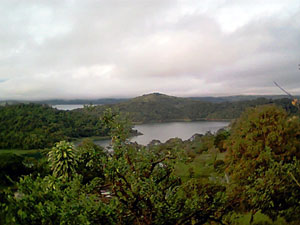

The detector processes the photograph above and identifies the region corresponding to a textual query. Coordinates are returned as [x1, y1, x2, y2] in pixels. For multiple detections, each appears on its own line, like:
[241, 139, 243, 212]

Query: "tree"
[225, 105, 300, 222]
[0, 103, 109, 150]
[101, 109, 228, 224]
[47, 141, 77, 181]
[76, 138, 107, 184]
[1, 109, 230, 225]
[214, 129, 230, 153]
[1, 140, 116, 224]
[1, 174, 116, 225]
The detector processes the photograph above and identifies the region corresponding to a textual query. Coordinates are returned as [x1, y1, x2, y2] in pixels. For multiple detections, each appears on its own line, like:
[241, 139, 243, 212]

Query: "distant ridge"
[76, 93, 296, 123]
[0, 94, 294, 106]
[42, 94, 296, 104]
[189, 95, 295, 103]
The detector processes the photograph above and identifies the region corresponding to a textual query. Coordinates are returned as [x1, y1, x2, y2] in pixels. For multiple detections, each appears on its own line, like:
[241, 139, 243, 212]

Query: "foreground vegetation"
[1, 104, 300, 224]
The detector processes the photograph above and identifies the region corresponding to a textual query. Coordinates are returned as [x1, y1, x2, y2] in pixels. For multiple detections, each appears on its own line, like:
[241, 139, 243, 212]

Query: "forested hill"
[77, 93, 297, 123]
[0, 104, 108, 149]
[189, 95, 296, 103]
[0, 94, 293, 106]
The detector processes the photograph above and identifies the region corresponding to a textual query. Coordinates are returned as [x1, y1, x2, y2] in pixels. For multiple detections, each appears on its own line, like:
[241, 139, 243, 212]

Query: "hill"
[189, 95, 295, 103]
[0, 104, 108, 149]
[77, 93, 296, 123]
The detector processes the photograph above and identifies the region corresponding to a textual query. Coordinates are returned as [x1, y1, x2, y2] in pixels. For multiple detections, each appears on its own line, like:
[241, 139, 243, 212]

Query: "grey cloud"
[0, 0, 299, 100]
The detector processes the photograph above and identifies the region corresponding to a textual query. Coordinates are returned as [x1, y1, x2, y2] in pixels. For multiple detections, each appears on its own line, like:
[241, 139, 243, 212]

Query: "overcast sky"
[0, 0, 300, 100]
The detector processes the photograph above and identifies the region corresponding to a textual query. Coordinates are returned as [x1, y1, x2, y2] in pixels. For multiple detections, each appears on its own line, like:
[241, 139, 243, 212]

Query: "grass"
[0, 149, 40, 155]
[175, 151, 226, 182]
[229, 211, 287, 225]
[0, 149, 44, 159]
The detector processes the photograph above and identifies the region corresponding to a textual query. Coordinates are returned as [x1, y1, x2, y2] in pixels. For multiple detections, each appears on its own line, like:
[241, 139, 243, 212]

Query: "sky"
[0, 0, 300, 100]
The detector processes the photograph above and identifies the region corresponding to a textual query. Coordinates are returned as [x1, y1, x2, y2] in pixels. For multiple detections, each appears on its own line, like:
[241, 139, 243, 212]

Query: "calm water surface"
[52, 104, 84, 110]
[95, 121, 230, 146]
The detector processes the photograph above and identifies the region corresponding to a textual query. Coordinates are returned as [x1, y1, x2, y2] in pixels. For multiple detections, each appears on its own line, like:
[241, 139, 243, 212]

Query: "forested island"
[0, 95, 300, 224]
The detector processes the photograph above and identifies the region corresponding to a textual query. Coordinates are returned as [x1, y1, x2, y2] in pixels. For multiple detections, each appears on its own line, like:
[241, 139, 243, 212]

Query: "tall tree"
[225, 105, 300, 222]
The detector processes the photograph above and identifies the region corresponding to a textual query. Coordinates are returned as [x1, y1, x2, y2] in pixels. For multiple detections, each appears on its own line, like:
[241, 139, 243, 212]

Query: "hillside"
[77, 93, 296, 123]
[189, 95, 295, 103]
[0, 104, 108, 149]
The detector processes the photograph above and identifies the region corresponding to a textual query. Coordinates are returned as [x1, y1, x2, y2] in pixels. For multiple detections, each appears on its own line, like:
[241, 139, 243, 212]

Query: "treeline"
[0, 98, 128, 106]
[77, 93, 298, 123]
[0, 104, 108, 149]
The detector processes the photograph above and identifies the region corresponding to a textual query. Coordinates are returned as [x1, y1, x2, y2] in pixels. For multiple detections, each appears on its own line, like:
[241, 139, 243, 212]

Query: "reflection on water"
[95, 121, 230, 147]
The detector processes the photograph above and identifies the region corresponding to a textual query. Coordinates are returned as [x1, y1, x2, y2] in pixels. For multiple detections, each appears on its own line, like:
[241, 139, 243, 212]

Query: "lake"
[94, 121, 230, 146]
[52, 104, 84, 110]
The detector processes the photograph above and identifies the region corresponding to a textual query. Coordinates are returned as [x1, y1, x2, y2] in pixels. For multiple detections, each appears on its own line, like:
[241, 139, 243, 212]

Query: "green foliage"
[48, 141, 77, 181]
[153, 132, 217, 158]
[244, 157, 300, 222]
[101, 109, 228, 224]
[226, 105, 300, 178]
[5, 104, 300, 224]
[29, 157, 51, 178]
[225, 105, 300, 221]
[2, 174, 116, 225]
[1, 139, 116, 224]
[0, 103, 108, 150]
[76, 138, 107, 184]
[175, 152, 226, 183]
[0, 153, 30, 186]
[214, 129, 230, 152]
[214, 159, 225, 173]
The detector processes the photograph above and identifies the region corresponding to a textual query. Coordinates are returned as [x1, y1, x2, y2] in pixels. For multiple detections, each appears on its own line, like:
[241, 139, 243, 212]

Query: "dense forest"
[0, 103, 108, 149]
[1, 105, 300, 224]
[77, 93, 297, 123]
[1, 94, 297, 150]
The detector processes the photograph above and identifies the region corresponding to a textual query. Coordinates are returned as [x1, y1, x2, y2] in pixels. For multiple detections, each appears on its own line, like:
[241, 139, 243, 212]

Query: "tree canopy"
[1, 104, 300, 224]
[225, 105, 300, 221]
[0, 103, 108, 149]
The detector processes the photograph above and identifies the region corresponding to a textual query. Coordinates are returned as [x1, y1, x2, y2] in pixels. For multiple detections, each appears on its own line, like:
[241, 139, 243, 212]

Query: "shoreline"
[132, 118, 233, 125]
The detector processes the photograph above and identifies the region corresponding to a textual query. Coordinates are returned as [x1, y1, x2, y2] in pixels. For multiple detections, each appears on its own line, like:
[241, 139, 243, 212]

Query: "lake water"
[94, 121, 230, 146]
[52, 104, 84, 110]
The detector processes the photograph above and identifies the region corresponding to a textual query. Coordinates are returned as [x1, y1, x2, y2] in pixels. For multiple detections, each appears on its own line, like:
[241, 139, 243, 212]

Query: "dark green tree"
[225, 105, 300, 222]
[76, 138, 107, 184]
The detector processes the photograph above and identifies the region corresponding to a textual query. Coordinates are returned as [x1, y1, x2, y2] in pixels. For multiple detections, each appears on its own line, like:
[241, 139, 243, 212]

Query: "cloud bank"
[0, 0, 299, 100]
